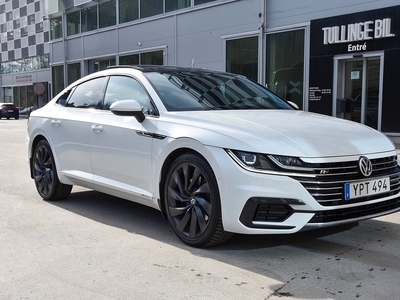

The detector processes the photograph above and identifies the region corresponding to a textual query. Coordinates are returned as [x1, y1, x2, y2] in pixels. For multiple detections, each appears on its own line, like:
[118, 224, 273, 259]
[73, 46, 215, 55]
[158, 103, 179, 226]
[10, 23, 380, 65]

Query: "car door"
[49, 77, 107, 181]
[90, 75, 156, 202]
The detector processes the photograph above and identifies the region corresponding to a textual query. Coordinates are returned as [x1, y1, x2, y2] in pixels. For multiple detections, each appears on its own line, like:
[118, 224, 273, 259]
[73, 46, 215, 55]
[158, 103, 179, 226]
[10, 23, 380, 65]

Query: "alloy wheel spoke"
[193, 181, 210, 196]
[187, 167, 202, 192]
[176, 209, 191, 233]
[172, 169, 185, 196]
[189, 208, 198, 238]
[194, 205, 207, 233]
[168, 186, 187, 203]
[169, 205, 191, 217]
[194, 196, 212, 216]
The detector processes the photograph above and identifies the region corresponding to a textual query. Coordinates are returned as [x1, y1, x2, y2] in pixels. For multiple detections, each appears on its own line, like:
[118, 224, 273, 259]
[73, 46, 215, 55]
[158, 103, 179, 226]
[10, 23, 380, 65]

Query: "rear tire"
[32, 140, 72, 200]
[164, 152, 232, 247]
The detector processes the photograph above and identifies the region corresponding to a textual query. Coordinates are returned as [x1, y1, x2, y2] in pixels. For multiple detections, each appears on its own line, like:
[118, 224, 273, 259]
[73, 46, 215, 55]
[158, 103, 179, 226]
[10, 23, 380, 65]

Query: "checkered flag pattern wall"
[0, 0, 49, 63]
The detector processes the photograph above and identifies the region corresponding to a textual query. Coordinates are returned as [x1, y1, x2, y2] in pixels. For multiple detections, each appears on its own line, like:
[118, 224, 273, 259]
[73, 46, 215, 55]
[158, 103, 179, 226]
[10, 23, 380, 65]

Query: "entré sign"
[310, 6, 400, 56]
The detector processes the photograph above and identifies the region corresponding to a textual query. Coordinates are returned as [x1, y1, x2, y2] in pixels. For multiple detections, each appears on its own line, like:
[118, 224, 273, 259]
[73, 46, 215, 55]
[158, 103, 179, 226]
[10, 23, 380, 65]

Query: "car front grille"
[291, 155, 400, 206]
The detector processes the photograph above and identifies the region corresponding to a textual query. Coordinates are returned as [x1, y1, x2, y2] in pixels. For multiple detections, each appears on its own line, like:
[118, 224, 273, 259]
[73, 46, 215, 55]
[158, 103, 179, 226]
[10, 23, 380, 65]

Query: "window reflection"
[266, 30, 305, 110]
[226, 36, 258, 82]
[0, 55, 50, 74]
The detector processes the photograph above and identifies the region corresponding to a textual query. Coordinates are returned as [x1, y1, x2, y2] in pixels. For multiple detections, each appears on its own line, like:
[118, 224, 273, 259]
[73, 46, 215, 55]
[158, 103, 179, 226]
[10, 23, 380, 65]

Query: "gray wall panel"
[50, 42, 65, 64]
[266, 0, 400, 28]
[83, 31, 118, 59]
[66, 37, 83, 61]
[175, 0, 261, 69]
[118, 18, 176, 55]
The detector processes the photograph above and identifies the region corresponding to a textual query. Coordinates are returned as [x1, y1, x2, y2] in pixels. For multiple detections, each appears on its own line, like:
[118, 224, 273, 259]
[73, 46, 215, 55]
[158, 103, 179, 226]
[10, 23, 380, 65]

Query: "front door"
[334, 54, 383, 130]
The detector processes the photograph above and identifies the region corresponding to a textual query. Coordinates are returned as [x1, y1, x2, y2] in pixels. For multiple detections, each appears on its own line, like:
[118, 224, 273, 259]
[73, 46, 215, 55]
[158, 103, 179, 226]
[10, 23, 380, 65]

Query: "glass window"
[166, 0, 190, 12]
[140, 0, 163, 18]
[99, 0, 116, 29]
[141, 50, 164, 65]
[194, 0, 215, 5]
[66, 77, 106, 109]
[266, 29, 305, 109]
[40, 55, 50, 69]
[52, 65, 65, 97]
[67, 63, 81, 85]
[120, 54, 139, 65]
[56, 89, 73, 107]
[119, 51, 163, 66]
[81, 5, 98, 33]
[226, 36, 258, 82]
[50, 16, 62, 39]
[146, 71, 293, 112]
[67, 11, 80, 36]
[88, 58, 116, 74]
[119, 0, 138, 23]
[104, 76, 152, 113]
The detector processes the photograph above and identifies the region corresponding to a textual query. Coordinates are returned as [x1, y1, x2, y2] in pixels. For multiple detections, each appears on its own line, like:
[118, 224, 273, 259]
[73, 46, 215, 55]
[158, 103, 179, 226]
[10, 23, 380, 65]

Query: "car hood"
[159, 110, 395, 158]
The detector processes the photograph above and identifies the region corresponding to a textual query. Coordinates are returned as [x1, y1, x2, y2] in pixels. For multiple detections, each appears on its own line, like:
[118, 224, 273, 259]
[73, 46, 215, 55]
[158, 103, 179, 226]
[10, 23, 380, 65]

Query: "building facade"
[1, 0, 399, 141]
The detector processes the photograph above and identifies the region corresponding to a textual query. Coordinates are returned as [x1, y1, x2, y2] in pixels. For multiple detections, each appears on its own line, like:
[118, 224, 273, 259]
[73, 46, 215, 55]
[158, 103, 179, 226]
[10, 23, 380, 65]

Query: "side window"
[104, 76, 152, 114]
[56, 89, 73, 106]
[66, 77, 106, 108]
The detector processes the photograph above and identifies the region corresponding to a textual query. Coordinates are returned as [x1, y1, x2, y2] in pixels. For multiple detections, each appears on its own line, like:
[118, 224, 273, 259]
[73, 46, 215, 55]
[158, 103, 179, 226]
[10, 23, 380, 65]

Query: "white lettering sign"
[322, 18, 395, 45]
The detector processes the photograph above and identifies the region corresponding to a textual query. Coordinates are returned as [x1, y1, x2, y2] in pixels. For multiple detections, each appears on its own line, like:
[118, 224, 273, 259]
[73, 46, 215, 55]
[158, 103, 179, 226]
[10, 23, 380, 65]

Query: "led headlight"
[227, 149, 313, 173]
[227, 150, 273, 170]
[269, 155, 312, 170]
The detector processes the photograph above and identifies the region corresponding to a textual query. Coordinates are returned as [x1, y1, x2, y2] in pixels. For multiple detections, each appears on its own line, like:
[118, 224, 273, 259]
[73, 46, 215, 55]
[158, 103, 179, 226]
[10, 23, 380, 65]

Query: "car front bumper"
[206, 147, 400, 235]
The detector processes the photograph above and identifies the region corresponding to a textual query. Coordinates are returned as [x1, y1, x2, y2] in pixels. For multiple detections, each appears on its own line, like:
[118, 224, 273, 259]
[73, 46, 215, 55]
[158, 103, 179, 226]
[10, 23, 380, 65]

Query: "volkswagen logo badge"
[359, 156, 373, 177]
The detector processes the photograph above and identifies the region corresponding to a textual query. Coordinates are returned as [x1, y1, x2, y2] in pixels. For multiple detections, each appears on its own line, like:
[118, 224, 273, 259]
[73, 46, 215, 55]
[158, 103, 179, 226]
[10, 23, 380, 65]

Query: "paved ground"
[1, 119, 400, 300]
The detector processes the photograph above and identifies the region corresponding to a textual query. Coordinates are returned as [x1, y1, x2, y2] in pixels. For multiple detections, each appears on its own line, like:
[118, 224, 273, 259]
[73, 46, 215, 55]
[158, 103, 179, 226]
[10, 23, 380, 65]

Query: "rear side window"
[56, 90, 73, 106]
[66, 77, 107, 109]
[2, 104, 16, 108]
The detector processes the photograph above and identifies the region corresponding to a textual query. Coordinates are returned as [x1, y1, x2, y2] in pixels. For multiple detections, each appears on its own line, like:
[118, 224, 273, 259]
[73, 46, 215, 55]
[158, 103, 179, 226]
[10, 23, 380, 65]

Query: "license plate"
[7, 110, 13, 112]
[345, 177, 389, 200]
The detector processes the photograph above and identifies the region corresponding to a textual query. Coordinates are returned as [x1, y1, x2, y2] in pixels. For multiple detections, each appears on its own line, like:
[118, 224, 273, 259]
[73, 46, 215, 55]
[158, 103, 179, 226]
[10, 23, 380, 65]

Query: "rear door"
[48, 77, 107, 180]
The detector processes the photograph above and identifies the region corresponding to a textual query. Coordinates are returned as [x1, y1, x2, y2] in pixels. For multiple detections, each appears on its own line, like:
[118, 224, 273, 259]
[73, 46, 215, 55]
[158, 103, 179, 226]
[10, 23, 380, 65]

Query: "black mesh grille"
[309, 197, 400, 223]
[254, 204, 293, 222]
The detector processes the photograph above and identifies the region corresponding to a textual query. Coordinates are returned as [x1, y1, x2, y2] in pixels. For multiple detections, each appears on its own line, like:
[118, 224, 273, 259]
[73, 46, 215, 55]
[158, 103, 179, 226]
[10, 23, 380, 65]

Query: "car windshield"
[145, 71, 293, 111]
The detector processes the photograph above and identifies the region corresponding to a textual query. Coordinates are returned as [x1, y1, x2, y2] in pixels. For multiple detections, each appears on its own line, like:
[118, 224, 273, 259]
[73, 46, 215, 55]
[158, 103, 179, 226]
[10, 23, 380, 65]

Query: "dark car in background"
[0, 103, 19, 120]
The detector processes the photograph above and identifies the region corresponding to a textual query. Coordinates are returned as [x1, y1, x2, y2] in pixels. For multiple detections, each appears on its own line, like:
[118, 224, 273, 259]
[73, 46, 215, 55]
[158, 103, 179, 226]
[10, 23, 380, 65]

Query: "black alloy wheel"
[32, 140, 72, 200]
[164, 152, 232, 247]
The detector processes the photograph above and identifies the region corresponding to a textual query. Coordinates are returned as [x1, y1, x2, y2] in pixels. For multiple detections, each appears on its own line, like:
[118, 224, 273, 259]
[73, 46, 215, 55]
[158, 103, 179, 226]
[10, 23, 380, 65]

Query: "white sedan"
[27, 66, 400, 247]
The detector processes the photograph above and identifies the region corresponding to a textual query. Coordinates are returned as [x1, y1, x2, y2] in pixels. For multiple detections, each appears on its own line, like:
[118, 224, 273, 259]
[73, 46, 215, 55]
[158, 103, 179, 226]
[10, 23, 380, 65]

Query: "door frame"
[332, 51, 384, 131]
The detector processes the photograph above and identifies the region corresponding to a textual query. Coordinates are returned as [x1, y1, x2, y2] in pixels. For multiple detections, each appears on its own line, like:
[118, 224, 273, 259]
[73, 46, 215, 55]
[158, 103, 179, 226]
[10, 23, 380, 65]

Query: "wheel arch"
[29, 134, 47, 179]
[158, 147, 204, 219]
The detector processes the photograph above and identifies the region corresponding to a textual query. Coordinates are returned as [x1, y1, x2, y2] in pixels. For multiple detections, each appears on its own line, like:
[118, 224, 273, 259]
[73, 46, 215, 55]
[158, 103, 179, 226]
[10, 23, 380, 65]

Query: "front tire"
[32, 140, 72, 200]
[164, 152, 232, 247]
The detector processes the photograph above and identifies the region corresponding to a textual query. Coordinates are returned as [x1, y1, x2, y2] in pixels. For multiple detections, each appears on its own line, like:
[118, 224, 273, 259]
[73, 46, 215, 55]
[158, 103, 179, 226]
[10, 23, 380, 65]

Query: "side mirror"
[110, 100, 145, 123]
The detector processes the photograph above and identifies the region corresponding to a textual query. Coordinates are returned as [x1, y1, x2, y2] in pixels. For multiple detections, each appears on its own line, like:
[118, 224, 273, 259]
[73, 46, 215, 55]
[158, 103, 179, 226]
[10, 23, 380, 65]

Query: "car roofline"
[106, 65, 238, 76]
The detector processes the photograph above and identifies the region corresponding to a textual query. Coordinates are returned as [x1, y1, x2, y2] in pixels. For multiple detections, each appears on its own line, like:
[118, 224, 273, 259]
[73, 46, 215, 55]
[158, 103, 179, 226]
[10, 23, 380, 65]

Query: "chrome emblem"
[359, 156, 373, 177]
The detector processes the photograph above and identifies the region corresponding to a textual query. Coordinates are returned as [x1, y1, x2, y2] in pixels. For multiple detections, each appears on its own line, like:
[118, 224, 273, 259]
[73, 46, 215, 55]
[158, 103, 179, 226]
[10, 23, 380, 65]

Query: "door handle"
[91, 125, 103, 133]
[51, 119, 61, 127]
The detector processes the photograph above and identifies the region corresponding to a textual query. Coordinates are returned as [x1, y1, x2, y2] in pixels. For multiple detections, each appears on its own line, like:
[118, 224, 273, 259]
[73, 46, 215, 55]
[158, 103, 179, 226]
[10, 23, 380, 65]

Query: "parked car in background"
[26, 66, 400, 247]
[0, 103, 19, 119]
[20, 106, 35, 116]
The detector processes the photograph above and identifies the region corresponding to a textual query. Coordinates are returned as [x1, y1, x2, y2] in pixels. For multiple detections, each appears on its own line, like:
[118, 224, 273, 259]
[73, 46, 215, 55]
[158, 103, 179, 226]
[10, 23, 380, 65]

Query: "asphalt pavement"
[1, 119, 400, 300]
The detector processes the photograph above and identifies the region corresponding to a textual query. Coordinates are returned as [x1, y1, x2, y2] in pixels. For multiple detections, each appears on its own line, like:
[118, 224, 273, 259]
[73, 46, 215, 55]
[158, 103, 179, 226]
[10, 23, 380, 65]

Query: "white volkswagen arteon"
[27, 66, 400, 247]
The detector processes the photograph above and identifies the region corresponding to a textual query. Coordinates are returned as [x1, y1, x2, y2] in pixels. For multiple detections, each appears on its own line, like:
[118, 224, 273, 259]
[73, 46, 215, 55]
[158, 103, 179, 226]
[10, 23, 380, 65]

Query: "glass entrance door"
[335, 56, 382, 130]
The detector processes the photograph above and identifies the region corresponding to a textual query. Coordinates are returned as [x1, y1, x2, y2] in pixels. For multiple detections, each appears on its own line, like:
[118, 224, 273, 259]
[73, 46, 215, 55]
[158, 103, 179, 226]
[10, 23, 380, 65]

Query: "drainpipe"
[258, 0, 266, 86]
